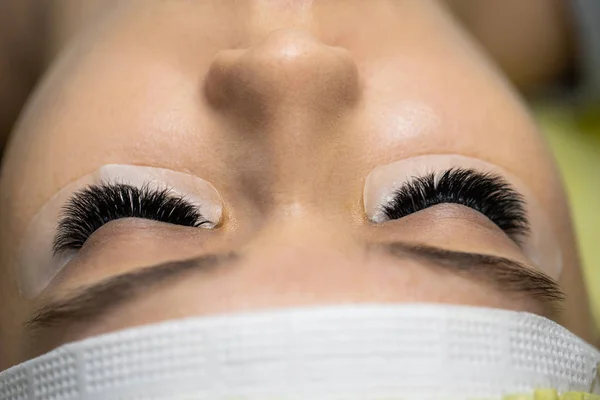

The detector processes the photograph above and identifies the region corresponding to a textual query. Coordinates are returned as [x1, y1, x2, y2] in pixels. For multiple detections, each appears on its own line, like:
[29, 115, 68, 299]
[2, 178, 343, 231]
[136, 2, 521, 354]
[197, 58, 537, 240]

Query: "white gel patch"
[17, 164, 223, 298]
[363, 154, 562, 279]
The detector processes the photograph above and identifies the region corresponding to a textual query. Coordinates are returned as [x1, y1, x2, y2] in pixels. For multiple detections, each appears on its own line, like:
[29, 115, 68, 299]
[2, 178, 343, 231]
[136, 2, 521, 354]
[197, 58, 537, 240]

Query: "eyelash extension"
[53, 182, 210, 255]
[380, 167, 530, 243]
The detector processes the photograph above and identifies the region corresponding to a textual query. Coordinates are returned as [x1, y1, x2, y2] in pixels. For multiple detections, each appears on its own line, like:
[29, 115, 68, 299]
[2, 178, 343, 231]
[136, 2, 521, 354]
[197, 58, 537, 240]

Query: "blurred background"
[541, 105, 600, 324]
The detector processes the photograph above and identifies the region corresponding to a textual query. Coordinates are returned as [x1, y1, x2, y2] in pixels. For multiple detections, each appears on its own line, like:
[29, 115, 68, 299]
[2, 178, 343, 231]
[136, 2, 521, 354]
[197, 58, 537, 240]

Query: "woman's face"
[0, 0, 592, 368]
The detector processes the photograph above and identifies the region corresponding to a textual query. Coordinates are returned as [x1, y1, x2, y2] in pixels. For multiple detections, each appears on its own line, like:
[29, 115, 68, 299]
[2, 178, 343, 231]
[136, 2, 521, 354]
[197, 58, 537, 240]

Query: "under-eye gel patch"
[16, 164, 223, 298]
[364, 154, 562, 280]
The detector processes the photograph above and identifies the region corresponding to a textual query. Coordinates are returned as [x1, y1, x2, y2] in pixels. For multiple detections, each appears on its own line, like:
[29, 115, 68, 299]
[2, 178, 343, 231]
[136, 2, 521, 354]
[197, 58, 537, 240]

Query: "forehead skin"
[0, 0, 593, 367]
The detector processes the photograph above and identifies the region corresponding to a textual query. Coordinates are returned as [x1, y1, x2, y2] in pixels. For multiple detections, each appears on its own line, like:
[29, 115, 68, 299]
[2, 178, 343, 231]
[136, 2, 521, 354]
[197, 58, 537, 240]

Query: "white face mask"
[1, 304, 599, 400]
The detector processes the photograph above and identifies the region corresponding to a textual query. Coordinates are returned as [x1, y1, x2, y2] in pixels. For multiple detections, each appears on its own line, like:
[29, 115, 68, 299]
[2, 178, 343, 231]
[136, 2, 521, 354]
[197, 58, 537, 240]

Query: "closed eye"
[53, 182, 211, 255]
[379, 168, 530, 245]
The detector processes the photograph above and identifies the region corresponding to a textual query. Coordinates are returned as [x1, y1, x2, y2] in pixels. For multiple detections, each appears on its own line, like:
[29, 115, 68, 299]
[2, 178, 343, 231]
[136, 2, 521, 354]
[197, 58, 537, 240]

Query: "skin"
[0, 0, 575, 152]
[0, 0, 594, 370]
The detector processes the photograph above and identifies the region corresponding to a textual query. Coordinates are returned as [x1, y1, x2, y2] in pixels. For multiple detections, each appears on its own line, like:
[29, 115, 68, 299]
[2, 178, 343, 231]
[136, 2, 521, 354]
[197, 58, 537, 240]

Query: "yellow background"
[539, 105, 600, 325]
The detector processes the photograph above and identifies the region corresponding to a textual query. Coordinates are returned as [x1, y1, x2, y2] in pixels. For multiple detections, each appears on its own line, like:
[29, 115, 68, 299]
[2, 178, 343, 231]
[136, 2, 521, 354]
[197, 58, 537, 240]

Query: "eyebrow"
[27, 252, 239, 330]
[26, 242, 563, 332]
[374, 242, 564, 318]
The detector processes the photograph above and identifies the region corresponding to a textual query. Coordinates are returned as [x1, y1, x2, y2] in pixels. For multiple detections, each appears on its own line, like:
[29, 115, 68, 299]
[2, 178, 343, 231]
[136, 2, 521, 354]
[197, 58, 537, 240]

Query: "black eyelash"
[380, 168, 530, 243]
[53, 182, 210, 255]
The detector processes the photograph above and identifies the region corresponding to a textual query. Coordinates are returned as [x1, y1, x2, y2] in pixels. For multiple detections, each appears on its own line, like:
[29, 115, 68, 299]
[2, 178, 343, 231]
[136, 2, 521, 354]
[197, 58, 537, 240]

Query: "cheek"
[355, 28, 550, 178]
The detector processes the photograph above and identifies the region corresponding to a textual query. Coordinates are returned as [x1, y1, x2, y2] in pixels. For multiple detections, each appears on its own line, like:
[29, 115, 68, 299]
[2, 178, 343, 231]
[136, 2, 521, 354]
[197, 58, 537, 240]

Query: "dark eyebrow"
[373, 241, 564, 318]
[27, 252, 239, 331]
[26, 242, 564, 333]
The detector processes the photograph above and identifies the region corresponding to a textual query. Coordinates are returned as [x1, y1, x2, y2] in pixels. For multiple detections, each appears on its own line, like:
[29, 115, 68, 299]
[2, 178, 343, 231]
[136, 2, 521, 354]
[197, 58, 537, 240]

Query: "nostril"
[203, 28, 360, 116]
[203, 49, 245, 108]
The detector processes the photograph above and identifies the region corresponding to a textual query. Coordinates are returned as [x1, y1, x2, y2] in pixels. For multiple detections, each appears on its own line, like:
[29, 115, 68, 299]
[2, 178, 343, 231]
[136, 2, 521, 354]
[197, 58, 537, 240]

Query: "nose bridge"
[204, 28, 361, 210]
[205, 28, 360, 124]
[252, 209, 355, 247]
[243, 212, 363, 270]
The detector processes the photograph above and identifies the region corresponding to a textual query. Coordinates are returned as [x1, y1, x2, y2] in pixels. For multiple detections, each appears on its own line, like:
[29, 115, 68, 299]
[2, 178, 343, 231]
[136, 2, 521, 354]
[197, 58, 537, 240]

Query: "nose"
[203, 28, 362, 211]
[204, 28, 360, 126]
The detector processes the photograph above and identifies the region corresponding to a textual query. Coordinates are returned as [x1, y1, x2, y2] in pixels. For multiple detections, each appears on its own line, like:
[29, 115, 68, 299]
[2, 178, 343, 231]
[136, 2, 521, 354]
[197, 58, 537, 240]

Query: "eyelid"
[16, 164, 223, 299]
[52, 183, 213, 256]
[377, 167, 530, 246]
[363, 154, 562, 280]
